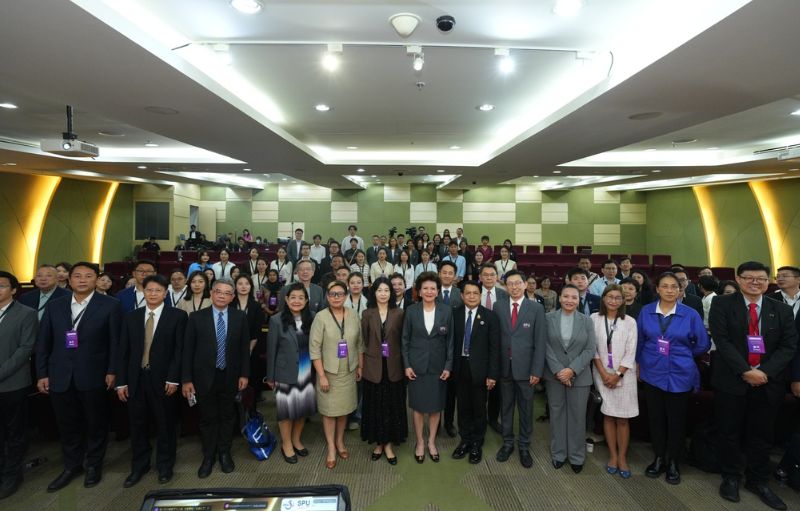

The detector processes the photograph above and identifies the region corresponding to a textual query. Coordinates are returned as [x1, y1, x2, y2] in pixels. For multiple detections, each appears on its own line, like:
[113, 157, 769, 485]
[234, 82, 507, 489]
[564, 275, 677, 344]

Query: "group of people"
[0, 226, 798, 511]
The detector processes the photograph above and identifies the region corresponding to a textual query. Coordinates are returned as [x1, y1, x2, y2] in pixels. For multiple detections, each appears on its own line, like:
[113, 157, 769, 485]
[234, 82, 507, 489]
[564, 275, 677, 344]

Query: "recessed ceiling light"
[322, 52, 340, 72]
[357, 168, 365, 173]
[412, 52, 424, 72]
[449, 145, 461, 150]
[230, 0, 262, 14]
[2, 162, 17, 166]
[477, 104, 495, 112]
[644, 148, 657, 152]
[533, 175, 539, 178]
[371, 175, 377, 178]
[137, 165, 147, 169]
[791, 108, 800, 116]
[144, 141, 159, 147]
[437, 169, 445, 173]
[672, 137, 697, 144]
[263, 173, 270, 177]
[98, 130, 125, 137]
[243, 168, 251, 171]
[553, 170, 562, 174]
[292, 181, 297, 184]
[553, 0, 583, 17]
[789, 168, 799, 172]
[347, 146, 358, 150]
[706, 147, 719, 150]
[628, 111, 663, 121]
[315, 104, 331, 112]
[652, 169, 662, 173]
[0, 102, 18, 109]
[282, 178, 287, 181]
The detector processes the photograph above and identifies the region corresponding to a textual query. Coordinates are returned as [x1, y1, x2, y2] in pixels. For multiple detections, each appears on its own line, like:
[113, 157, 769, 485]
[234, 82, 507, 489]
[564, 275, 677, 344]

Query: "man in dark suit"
[278, 260, 325, 313]
[36, 262, 122, 492]
[181, 278, 250, 479]
[286, 228, 306, 265]
[495, 270, 547, 469]
[437, 260, 462, 437]
[710, 261, 797, 511]
[451, 281, 499, 464]
[0, 271, 37, 499]
[366, 235, 382, 266]
[561, 268, 601, 314]
[116, 275, 187, 487]
[673, 268, 705, 320]
[18, 264, 70, 321]
[478, 264, 509, 433]
[116, 260, 157, 313]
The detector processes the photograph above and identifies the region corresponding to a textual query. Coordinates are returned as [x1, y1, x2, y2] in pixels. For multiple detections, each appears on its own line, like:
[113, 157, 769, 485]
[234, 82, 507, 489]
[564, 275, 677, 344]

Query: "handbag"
[241, 410, 277, 461]
[589, 387, 603, 404]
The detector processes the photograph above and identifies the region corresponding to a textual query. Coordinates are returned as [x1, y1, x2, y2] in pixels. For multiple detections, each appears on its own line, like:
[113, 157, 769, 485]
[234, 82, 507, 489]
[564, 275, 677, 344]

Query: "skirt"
[316, 358, 358, 417]
[408, 373, 446, 413]
[361, 359, 408, 445]
[275, 345, 316, 421]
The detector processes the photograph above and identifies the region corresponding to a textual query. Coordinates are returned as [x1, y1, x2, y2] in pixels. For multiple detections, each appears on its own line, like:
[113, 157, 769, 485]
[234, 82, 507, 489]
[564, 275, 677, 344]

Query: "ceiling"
[1, 0, 800, 191]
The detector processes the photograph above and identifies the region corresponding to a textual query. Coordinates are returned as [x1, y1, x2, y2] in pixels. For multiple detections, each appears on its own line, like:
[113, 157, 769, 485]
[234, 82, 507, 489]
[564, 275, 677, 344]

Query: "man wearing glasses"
[710, 261, 797, 510]
[181, 278, 250, 479]
[117, 260, 157, 313]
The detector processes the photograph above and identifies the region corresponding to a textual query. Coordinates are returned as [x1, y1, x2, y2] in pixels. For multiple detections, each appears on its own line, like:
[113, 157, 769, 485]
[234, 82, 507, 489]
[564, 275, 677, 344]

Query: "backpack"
[241, 410, 277, 461]
[687, 421, 721, 473]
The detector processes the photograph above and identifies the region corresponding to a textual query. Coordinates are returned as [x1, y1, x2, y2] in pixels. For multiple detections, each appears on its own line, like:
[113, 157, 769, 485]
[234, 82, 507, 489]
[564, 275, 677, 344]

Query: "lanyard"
[136, 290, 146, 308]
[604, 316, 618, 353]
[0, 301, 14, 322]
[172, 288, 186, 305]
[348, 296, 362, 313]
[500, 260, 509, 273]
[658, 313, 675, 338]
[380, 317, 386, 341]
[192, 296, 203, 312]
[72, 306, 87, 328]
[329, 308, 346, 339]
[258, 274, 267, 287]
[378, 262, 387, 274]
[37, 294, 51, 312]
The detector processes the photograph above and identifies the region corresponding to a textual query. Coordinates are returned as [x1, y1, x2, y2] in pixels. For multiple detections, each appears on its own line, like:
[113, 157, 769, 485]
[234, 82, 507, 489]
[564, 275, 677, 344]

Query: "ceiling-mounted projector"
[40, 105, 99, 158]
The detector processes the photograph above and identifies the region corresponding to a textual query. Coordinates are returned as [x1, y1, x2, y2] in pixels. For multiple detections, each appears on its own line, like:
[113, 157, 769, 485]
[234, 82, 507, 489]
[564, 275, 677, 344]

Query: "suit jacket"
[181, 306, 251, 395]
[557, 292, 600, 314]
[286, 239, 306, 264]
[437, 286, 463, 308]
[36, 293, 123, 392]
[386, 247, 403, 265]
[401, 302, 454, 375]
[543, 310, 596, 387]
[233, 298, 265, 340]
[278, 283, 325, 313]
[495, 296, 548, 380]
[309, 307, 362, 374]
[117, 306, 187, 398]
[452, 305, 499, 384]
[0, 301, 38, 392]
[396, 289, 414, 310]
[265, 312, 315, 385]
[18, 286, 70, 318]
[767, 290, 800, 380]
[681, 293, 705, 320]
[481, 286, 508, 308]
[709, 292, 797, 396]
[361, 307, 405, 383]
[116, 285, 145, 314]
[366, 246, 381, 266]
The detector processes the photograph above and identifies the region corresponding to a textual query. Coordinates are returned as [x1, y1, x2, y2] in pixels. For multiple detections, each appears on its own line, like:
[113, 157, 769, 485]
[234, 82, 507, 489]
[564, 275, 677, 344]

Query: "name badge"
[268, 295, 277, 307]
[747, 335, 765, 355]
[337, 340, 348, 358]
[607, 353, 613, 369]
[381, 341, 390, 358]
[657, 337, 670, 356]
[523, 322, 531, 329]
[439, 326, 448, 335]
[65, 330, 79, 349]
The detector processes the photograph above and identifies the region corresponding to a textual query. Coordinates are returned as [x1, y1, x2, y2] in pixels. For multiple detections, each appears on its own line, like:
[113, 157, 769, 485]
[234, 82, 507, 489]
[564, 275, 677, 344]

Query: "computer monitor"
[140, 485, 350, 511]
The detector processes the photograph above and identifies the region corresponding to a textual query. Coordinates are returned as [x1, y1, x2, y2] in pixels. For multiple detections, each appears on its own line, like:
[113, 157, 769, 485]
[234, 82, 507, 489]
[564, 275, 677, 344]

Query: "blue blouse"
[636, 301, 710, 393]
[187, 262, 211, 276]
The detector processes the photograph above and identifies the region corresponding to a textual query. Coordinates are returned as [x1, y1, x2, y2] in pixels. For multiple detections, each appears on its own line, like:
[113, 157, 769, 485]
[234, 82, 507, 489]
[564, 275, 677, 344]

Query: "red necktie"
[748, 303, 761, 367]
[485, 291, 492, 310]
[511, 302, 519, 329]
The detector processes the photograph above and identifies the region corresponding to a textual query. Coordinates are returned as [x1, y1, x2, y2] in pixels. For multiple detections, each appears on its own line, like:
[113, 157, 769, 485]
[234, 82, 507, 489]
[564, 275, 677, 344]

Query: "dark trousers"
[487, 384, 501, 423]
[50, 384, 109, 471]
[128, 369, 177, 472]
[455, 358, 487, 447]
[198, 369, 237, 460]
[0, 388, 28, 479]
[643, 381, 688, 462]
[500, 378, 533, 450]
[715, 385, 783, 484]
[444, 375, 457, 427]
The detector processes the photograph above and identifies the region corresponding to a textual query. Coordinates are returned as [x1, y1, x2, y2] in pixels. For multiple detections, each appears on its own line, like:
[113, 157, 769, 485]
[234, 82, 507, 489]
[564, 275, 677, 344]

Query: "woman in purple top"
[636, 272, 710, 486]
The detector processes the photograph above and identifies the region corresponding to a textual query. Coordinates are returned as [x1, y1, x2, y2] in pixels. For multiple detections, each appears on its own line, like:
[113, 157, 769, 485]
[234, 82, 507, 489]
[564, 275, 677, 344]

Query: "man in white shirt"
[18, 264, 70, 321]
[286, 228, 306, 264]
[698, 275, 719, 330]
[588, 260, 620, 296]
[341, 225, 364, 252]
[117, 260, 157, 313]
[772, 266, 800, 318]
[309, 234, 327, 264]
[454, 227, 468, 247]
[167, 270, 188, 307]
[577, 256, 599, 287]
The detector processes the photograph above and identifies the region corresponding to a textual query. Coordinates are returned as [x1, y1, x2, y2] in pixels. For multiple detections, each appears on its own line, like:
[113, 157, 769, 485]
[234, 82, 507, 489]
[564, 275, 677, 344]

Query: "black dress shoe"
[197, 458, 214, 479]
[47, 468, 83, 493]
[744, 482, 787, 510]
[774, 466, 789, 483]
[468, 447, 482, 464]
[283, 450, 299, 464]
[488, 421, 502, 434]
[293, 446, 309, 457]
[452, 443, 470, 460]
[371, 450, 383, 461]
[219, 452, 235, 473]
[386, 455, 397, 465]
[0, 474, 22, 499]
[444, 424, 457, 438]
[552, 459, 565, 469]
[519, 450, 533, 469]
[571, 463, 584, 474]
[158, 469, 173, 484]
[123, 467, 149, 488]
[645, 457, 666, 478]
[496, 445, 514, 462]
[665, 460, 680, 485]
[84, 466, 102, 488]
[719, 478, 740, 503]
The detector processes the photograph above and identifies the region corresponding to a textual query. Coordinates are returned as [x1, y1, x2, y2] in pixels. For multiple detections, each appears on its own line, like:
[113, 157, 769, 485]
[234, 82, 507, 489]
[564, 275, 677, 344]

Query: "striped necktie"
[215, 311, 226, 369]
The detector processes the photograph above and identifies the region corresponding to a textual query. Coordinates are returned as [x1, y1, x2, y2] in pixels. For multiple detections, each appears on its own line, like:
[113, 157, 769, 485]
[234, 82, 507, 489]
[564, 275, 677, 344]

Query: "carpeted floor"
[5, 392, 800, 511]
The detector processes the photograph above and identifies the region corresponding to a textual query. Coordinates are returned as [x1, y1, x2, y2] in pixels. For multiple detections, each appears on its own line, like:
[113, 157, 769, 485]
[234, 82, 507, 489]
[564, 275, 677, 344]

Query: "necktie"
[464, 310, 473, 356]
[216, 311, 226, 369]
[444, 290, 450, 305]
[142, 311, 155, 368]
[511, 302, 519, 329]
[485, 291, 492, 310]
[748, 303, 760, 367]
[38, 293, 49, 320]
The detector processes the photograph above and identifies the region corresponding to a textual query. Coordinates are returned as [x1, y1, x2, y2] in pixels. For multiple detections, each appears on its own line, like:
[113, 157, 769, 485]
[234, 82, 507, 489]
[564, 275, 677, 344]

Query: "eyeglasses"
[327, 291, 346, 298]
[739, 276, 769, 284]
[211, 290, 234, 296]
[506, 281, 525, 287]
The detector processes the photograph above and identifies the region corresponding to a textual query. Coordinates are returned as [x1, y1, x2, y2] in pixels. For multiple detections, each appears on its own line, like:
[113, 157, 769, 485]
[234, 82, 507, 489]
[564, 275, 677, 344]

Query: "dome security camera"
[436, 15, 455, 32]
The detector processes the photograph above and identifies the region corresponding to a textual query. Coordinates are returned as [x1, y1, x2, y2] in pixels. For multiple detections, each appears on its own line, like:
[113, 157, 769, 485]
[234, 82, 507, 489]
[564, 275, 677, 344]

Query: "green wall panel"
[645, 188, 707, 265]
[410, 184, 436, 202]
[464, 185, 515, 203]
[463, 223, 514, 243]
[437, 203, 462, 223]
[542, 223, 593, 247]
[253, 184, 278, 201]
[516, 203, 542, 223]
[703, 183, 770, 267]
[201, 186, 226, 200]
[219, 201, 252, 238]
[331, 189, 359, 201]
[102, 184, 134, 263]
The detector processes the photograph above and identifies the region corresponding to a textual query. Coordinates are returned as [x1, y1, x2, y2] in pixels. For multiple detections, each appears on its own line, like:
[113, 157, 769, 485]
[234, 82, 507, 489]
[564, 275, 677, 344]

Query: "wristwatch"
[615, 370, 624, 378]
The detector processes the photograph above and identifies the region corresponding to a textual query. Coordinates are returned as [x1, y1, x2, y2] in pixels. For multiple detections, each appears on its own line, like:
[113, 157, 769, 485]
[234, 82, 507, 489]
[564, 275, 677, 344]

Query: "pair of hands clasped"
[555, 369, 574, 387]
[180, 378, 249, 399]
[405, 367, 450, 382]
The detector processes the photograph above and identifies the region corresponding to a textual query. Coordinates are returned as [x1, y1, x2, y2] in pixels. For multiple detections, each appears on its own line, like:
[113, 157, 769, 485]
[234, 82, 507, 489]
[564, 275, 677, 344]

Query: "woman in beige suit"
[310, 280, 363, 469]
[359, 277, 407, 465]
[177, 271, 211, 314]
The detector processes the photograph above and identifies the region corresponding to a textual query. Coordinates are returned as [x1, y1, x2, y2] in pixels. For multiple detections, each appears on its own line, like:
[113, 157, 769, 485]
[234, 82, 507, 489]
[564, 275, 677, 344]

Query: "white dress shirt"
[71, 291, 95, 328]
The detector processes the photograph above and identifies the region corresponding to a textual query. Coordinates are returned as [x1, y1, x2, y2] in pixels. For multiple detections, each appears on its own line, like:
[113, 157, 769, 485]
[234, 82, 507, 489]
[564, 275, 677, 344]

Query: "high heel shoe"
[414, 444, 425, 464]
[428, 445, 440, 463]
[293, 445, 309, 457]
[371, 450, 383, 461]
[325, 458, 336, 470]
[337, 449, 349, 460]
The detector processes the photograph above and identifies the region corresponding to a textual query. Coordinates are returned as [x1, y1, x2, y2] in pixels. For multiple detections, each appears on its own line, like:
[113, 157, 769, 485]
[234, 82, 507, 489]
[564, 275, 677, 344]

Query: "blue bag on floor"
[241, 410, 277, 461]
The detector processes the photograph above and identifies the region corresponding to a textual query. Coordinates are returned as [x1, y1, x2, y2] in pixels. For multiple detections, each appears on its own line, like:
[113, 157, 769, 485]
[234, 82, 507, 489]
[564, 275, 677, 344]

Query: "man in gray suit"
[0, 271, 38, 499]
[286, 228, 305, 265]
[479, 264, 508, 433]
[278, 260, 324, 313]
[366, 235, 382, 266]
[494, 270, 547, 468]
[437, 261, 463, 308]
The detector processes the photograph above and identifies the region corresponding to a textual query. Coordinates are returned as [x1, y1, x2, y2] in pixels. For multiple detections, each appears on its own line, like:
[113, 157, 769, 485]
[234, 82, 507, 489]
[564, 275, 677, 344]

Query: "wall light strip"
[692, 186, 722, 267]
[749, 180, 789, 271]
[91, 182, 119, 265]
[26, 176, 62, 280]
